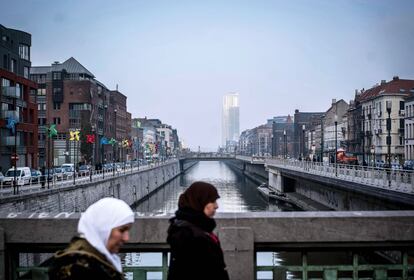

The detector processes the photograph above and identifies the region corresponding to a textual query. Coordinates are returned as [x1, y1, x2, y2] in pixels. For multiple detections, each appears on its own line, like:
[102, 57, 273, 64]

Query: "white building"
[357, 77, 414, 164]
[405, 95, 414, 160]
[222, 93, 240, 148]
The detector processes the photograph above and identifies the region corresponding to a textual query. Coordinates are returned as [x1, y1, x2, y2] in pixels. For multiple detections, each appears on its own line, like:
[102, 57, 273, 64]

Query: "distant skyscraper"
[222, 93, 240, 147]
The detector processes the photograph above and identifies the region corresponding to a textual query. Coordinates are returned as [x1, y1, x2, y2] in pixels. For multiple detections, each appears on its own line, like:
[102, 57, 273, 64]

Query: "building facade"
[356, 77, 414, 164]
[0, 24, 38, 171]
[404, 95, 414, 160]
[222, 93, 239, 150]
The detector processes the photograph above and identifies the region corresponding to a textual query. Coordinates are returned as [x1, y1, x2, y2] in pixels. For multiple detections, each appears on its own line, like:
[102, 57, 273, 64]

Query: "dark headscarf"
[178, 181, 220, 212]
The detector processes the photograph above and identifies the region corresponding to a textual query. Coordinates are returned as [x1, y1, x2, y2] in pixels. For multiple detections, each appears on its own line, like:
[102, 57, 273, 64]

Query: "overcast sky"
[1, 0, 413, 151]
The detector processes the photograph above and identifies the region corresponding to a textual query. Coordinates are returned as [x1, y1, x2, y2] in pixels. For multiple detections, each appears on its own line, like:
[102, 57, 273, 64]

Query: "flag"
[100, 137, 109, 145]
[122, 139, 129, 148]
[109, 138, 117, 146]
[47, 124, 58, 138]
[86, 134, 95, 144]
[6, 117, 17, 135]
[69, 130, 80, 141]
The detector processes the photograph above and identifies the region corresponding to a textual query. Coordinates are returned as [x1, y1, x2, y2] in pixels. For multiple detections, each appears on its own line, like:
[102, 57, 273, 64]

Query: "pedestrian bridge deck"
[1, 211, 413, 280]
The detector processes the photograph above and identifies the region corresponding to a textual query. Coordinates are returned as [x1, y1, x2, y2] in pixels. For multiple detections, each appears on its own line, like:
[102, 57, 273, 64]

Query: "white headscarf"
[78, 197, 134, 272]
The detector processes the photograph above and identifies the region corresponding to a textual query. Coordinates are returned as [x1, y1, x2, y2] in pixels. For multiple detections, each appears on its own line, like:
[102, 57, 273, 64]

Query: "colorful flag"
[86, 134, 95, 144]
[69, 130, 80, 141]
[6, 117, 17, 135]
[122, 139, 129, 148]
[100, 137, 109, 145]
[47, 124, 58, 138]
[109, 138, 117, 146]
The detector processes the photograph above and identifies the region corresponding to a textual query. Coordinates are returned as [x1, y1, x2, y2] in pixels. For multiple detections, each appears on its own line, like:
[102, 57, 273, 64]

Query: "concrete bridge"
[265, 159, 414, 211]
[0, 211, 413, 280]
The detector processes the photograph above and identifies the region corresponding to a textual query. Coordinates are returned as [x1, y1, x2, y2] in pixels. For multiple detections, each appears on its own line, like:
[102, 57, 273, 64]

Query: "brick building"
[0, 24, 38, 171]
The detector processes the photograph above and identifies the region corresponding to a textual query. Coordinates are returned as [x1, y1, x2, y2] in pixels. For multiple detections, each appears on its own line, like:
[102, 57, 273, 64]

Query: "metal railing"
[256, 250, 413, 280]
[0, 159, 178, 197]
[2, 86, 21, 99]
[267, 158, 414, 194]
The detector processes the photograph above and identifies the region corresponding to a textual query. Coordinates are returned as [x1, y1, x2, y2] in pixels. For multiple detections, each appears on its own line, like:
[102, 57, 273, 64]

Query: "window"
[11, 59, 16, 73]
[53, 117, 61, 125]
[52, 72, 61, 80]
[37, 103, 46, 111]
[24, 67, 29, 79]
[400, 101, 404, 111]
[53, 87, 62, 94]
[53, 102, 61, 110]
[19, 44, 30, 60]
[37, 88, 46, 95]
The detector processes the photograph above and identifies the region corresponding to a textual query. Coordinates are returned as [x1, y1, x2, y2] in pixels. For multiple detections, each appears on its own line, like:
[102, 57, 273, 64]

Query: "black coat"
[48, 237, 123, 280]
[167, 208, 230, 280]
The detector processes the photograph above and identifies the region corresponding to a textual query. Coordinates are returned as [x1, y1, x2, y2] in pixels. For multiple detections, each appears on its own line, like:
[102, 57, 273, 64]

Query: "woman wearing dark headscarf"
[167, 181, 230, 280]
[49, 197, 134, 280]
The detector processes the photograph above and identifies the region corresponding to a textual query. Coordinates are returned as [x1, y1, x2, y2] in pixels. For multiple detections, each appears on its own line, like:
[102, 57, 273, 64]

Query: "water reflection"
[133, 161, 297, 214]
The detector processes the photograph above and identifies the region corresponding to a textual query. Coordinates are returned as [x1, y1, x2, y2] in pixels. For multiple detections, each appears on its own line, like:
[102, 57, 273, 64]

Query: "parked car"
[31, 169, 42, 184]
[3, 167, 32, 186]
[61, 166, 75, 179]
[53, 167, 64, 181]
[78, 165, 91, 176]
[403, 160, 414, 170]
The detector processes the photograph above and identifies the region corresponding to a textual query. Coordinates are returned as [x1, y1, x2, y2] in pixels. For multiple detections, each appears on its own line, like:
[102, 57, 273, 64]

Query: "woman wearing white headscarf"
[49, 197, 134, 280]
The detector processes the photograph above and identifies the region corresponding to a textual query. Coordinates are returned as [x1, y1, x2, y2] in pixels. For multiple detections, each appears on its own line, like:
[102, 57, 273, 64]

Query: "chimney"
[116, 84, 119, 91]
[393, 76, 399, 81]
[52, 61, 59, 65]
[381, 80, 386, 85]
[332, 99, 337, 105]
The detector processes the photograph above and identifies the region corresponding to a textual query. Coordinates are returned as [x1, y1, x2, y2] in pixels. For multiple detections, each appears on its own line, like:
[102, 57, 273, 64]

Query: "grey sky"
[1, 0, 413, 151]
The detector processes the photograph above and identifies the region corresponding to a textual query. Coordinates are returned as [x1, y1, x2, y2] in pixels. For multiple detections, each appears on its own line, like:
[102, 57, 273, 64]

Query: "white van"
[3, 167, 32, 186]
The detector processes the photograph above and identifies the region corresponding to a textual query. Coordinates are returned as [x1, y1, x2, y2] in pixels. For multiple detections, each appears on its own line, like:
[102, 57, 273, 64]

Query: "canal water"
[133, 161, 298, 214]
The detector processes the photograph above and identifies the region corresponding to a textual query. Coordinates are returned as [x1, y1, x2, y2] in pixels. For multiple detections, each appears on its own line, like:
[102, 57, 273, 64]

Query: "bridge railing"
[267, 158, 414, 194]
[1, 211, 413, 280]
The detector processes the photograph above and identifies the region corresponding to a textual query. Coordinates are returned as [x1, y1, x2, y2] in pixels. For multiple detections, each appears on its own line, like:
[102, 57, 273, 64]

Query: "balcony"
[1, 86, 21, 99]
[1, 110, 20, 122]
[2, 136, 21, 146]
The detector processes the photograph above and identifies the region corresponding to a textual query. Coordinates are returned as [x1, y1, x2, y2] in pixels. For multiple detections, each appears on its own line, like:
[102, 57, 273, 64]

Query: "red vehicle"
[337, 148, 358, 165]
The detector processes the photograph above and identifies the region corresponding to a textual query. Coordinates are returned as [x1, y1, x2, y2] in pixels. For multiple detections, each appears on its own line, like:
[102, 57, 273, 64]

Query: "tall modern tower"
[222, 93, 240, 147]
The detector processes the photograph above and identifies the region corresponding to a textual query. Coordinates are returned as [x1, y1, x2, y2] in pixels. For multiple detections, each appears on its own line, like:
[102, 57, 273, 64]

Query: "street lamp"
[320, 115, 324, 163]
[283, 129, 287, 159]
[113, 109, 117, 177]
[334, 114, 338, 176]
[302, 124, 305, 160]
[386, 100, 392, 187]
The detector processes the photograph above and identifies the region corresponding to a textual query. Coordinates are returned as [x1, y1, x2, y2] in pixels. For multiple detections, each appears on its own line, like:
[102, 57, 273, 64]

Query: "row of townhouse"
[131, 117, 181, 160]
[238, 76, 414, 165]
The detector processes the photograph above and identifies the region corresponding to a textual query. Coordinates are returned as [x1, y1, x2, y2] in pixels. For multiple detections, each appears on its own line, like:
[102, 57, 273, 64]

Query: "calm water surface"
[133, 161, 298, 214]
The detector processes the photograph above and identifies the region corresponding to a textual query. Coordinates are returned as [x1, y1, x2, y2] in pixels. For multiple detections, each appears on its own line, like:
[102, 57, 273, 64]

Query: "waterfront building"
[355, 76, 414, 164]
[405, 95, 414, 160]
[0, 24, 38, 171]
[30, 58, 131, 167]
[293, 109, 324, 159]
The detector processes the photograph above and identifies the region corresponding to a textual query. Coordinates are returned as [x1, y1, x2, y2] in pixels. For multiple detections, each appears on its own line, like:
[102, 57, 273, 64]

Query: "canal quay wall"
[225, 159, 268, 184]
[0, 161, 196, 213]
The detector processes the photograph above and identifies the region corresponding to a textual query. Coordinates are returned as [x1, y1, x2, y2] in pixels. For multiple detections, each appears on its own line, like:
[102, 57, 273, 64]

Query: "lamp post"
[113, 109, 117, 177]
[302, 124, 305, 160]
[334, 114, 338, 176]
[386, 101, 392, 187]
[362, 111, 366, 166]
[370, 146, 375, 167]
[283, 129, 287, 159]
[320, 115, 324, 163]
